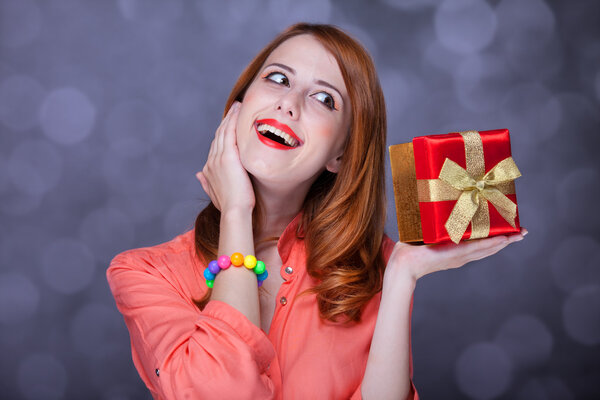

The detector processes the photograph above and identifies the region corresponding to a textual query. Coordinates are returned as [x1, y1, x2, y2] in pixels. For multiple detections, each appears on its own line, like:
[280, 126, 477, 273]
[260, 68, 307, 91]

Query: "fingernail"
[195, 171, 202, 180]
[523, 229, 528, 236]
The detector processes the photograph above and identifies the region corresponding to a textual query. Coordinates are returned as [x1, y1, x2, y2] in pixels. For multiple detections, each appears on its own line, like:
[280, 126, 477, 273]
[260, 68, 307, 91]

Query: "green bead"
[254, 260, 266, 275]
[206, 279, 214, 288]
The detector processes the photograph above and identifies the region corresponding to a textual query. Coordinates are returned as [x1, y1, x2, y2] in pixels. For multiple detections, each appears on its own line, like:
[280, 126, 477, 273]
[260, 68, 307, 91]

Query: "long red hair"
[194, 23, 387, 323]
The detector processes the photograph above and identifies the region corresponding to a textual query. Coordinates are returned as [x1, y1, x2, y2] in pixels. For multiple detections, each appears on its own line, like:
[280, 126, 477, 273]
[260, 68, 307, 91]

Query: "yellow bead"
[230, 252, 244, 267]
[244, 255, 257, 269]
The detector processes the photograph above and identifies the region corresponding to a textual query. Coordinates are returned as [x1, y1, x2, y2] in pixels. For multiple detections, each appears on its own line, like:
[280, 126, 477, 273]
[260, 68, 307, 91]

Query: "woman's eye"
[265, 72, 289, 86]
[313, 92, 336, 110]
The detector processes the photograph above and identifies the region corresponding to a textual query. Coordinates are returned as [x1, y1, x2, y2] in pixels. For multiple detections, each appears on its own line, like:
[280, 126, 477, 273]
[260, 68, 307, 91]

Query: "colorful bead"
[253, 260, 266, 275]
[208, 260, 220, 274]
[256, 270, 268, 282]
[205, 253, 267, 288]
[230, 252, 244, 267]
[244, 255, 257, 269]
[203, 268, 216, 280]
[217, 255, 231, 269]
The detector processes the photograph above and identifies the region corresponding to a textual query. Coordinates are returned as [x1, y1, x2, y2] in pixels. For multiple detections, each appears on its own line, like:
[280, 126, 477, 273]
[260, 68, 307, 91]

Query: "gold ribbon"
[420, 130, 521, 244]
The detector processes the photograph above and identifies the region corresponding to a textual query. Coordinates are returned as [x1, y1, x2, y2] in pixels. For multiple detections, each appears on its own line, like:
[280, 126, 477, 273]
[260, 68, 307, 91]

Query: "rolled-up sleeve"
[107, 252, 279, 400]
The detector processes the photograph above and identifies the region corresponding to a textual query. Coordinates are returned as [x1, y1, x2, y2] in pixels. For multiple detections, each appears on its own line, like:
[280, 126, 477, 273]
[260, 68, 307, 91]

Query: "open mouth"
[255, 119, 302, 150]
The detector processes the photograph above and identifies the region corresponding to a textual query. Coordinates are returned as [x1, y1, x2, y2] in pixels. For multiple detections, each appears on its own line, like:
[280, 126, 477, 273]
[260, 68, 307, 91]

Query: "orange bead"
[230, 252, 244, 267]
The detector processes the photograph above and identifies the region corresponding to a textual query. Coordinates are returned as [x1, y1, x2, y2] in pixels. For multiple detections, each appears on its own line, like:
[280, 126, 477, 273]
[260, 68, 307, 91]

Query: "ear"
[325, 153, 343, 174]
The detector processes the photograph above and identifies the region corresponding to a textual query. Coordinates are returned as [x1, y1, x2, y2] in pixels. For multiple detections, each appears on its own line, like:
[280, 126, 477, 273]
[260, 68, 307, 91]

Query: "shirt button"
[284, 266, 293, 274]
[155, 368, 160, 377]
[280, 296, 287, 305]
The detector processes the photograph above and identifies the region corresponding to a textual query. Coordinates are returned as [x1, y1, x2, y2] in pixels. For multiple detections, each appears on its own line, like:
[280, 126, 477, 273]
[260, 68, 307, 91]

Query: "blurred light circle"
[0, 273, 39, 324]
[0, 0, 42, 48]
[149, 62, 205, 118]
[455, 342, 512, 399]
[501, 193, 548, 262]
[0, 74, 45, 131]
[423, 41, 465, 74]
[562, 285, 600, 346]
[550, 236, 600, 293]
[381, 0, 442, 10]
[7, 139, 63, 196]
[594, 70, 600, 101]
[494, 314, 553, 368]
[0, 155, 9, 193]
[101, 152, 161, 195]
[195, 0, 258, 43]
[40, 87, 97, 145]
[434, 0, 497, 54]
[0, 187, 42, 216]
[69, 303, 125, 359]
[79, 206, 135, 262]
[380, 70, 410, 120]
[500, 83, 562, 144]
[454, 54, 512, 113]
[496, 0, 555, 41]
[163, 200, 197, 239]
[266, 0, 331, 32]
[117, 0, 183, 25]
[516, 376, 574, 400]
[17, 353, 68, 400]
[41, 238, 96, 294]
[105, 100, 164, 159]
[496, 0, 558, 79]
[556, 168, 600, 231]
[0, 226, 48, 271]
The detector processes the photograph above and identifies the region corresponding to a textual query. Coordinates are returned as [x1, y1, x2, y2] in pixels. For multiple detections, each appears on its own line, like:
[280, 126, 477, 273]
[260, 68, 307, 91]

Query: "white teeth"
[256, 123, 299, 147]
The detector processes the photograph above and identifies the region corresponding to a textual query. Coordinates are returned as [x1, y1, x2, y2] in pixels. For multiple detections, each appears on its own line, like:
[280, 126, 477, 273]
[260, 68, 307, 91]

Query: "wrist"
[383, 262, 417, 294]
[220, 206, 253, 222]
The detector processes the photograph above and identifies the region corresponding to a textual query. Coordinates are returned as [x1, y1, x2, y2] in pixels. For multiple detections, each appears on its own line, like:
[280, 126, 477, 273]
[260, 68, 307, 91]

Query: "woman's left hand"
[383, 228, 528, 287]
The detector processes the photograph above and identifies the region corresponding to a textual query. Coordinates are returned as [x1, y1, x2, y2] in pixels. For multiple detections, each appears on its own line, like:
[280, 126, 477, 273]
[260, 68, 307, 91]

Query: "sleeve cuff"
[202, 300, 276, 372]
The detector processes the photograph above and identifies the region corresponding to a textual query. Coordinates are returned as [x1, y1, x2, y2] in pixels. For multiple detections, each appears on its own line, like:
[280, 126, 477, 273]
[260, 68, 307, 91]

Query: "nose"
[275, 91, 301, 120]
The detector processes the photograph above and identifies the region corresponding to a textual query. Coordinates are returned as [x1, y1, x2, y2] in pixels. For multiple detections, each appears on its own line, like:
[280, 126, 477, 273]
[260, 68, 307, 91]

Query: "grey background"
[1, 0, 599, 399]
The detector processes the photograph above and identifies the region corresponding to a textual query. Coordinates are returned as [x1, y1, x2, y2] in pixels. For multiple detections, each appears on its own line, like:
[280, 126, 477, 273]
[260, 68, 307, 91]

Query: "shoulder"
[380, 233, 397, 263]
[107, 229, 205, 298]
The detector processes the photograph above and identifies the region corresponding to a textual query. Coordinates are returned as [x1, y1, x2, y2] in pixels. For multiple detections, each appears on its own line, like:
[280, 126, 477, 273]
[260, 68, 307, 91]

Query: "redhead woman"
[107, 23, 526, 399]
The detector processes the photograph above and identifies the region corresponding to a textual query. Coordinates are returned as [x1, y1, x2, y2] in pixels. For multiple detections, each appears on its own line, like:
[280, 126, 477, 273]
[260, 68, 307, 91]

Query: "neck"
[252, 179, 310, 240]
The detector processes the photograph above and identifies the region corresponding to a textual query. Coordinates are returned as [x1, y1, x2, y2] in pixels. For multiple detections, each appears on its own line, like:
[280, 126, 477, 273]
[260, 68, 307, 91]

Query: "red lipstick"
[255, 118, 303, 150]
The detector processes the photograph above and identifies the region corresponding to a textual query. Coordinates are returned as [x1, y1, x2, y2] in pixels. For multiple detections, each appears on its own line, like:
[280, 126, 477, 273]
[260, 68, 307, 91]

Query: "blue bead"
[256, 270, 268, 281]
[203, 268, 216, 280]
[208, 260, 220, 274]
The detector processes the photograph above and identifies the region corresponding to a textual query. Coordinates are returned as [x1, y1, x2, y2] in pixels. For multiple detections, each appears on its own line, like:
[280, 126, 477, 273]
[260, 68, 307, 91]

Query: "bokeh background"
[1, 0, 599, 398]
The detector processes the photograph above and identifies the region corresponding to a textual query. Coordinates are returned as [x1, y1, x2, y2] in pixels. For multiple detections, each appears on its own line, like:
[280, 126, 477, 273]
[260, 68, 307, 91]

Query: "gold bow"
[439, 154, 521, 243]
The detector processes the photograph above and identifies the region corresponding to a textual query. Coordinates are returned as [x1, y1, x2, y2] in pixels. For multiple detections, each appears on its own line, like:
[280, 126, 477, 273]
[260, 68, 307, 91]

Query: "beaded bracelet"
[203, 252, 268, 288]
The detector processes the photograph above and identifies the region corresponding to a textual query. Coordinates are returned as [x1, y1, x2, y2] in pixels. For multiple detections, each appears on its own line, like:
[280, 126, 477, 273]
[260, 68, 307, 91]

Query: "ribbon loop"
[437, 142, 521, 244]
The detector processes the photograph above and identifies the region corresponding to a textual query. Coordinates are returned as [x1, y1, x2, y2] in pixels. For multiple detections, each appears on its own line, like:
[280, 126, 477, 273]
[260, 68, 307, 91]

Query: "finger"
[215, 103, 237, 155]
[222, 101, 241, 149]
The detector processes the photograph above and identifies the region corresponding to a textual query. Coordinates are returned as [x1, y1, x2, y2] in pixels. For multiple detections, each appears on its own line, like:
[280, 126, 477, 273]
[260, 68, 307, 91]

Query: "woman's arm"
[361, 270, 415, 399]
[196, 101, 261, 327]
[361, 231, 526, 399]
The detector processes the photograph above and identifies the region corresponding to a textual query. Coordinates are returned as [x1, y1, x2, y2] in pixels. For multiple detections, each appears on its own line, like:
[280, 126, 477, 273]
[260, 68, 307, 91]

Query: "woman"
[107, 23, 526, 399]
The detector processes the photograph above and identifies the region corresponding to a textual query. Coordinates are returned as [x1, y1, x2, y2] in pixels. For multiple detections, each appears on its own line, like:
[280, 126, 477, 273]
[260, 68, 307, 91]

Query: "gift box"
[389, 129, 521, 244]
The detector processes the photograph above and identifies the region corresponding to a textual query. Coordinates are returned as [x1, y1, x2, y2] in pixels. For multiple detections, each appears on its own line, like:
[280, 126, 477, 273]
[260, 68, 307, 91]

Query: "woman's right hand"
[196, 101, 255, 214]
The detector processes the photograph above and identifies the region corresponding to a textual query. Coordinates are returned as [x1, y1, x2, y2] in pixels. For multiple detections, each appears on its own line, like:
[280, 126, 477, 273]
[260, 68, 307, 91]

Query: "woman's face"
[235, 34, 352, 189]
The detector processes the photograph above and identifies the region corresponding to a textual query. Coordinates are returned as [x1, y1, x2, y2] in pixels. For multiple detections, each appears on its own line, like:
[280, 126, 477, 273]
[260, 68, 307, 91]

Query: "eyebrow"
[264, 62, 344, 101]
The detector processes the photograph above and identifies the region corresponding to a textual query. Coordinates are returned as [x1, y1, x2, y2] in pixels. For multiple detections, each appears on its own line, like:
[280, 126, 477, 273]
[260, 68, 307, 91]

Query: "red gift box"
[390, 129, 521, 244]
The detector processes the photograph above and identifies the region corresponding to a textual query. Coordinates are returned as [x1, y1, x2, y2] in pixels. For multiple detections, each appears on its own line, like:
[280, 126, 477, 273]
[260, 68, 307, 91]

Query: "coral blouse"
[107, 213, 418, 399]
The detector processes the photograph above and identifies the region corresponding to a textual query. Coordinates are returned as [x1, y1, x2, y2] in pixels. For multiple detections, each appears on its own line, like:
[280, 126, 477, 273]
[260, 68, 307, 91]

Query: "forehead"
[264, 34, 347, 95]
